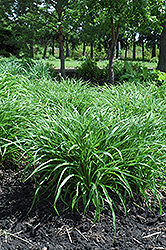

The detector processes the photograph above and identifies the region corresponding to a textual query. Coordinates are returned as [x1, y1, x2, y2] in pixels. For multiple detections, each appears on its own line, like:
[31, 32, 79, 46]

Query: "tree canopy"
[0, 0, 166, 80]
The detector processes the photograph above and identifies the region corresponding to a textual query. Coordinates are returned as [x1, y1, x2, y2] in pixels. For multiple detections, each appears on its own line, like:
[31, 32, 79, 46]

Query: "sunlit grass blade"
[54, 173, 74, 215]
[100, 184, 116, 236]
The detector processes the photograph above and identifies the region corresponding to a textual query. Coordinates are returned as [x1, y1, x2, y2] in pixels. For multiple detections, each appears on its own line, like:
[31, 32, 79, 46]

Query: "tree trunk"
[90, 43, 93, 59]
[83, 42, 86, 56]
[66, 37, 69, 57]
[43, 45, 47, 59]
[52, 36, 55, 56]
[133, 36, 136, 60]
[58, 7, 66, 78]
[109, 20, 119, 84]
[157, 21, 166, 72]
[142, 39, 145, 61]
[152, 41, 156, 58]
[107, 45, 110, 60]
[59, 46, 61, 59]
[116, 41, 119, 59]
[29, 40, 34, 59]
[109, 40, 116, 84]
[125, 44, 128, 58]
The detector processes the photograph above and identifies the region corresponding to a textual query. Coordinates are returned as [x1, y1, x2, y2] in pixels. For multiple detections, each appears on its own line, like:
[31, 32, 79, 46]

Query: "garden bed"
[0, 162, 166, 250]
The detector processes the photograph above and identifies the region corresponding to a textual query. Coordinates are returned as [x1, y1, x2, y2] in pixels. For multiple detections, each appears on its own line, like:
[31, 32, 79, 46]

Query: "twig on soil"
[93, 240, 100, 247]
[152, 247, 165, 250]
[137, 215, 146, 221]
[56, 225, 67, 236]
[34, 222, 40, 230]
[132, 237, 142, 244]
[85, 216, 93, 224]
[142, 231, 161, 238]
[6, 232, 34, 246]
[75, 227, 88, 241]
[66, 227, 72, 243]
[133, 202, 145, 211]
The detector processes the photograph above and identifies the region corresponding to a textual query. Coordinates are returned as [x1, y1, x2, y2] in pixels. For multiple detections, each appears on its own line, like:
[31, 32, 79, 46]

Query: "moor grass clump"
[0, 58, 165, 234]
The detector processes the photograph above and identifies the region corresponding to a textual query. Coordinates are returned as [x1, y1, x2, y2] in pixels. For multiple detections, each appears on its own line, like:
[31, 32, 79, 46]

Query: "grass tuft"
[0, 58, 165, 235]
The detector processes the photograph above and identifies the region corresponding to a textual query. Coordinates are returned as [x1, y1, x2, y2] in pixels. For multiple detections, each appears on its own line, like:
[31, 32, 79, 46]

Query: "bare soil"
[0, 162, 166, 250]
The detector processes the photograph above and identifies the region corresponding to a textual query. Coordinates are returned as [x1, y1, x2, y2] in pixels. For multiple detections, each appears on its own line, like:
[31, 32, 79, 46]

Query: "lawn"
[40, 58, 109, 69]
[39, 58, 157, 70]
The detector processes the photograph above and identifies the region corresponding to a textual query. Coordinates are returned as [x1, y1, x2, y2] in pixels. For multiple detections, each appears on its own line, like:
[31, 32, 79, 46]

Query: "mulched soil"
[0, 162, 166, 250]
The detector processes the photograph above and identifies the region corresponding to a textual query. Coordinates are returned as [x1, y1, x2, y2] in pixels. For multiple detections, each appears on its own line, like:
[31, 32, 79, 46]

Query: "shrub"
[119, 61, 166, 85]
[151, 69, 166, 84]
[77, 58, 103, 79]
[150, 57, 159, 64]
[104, 59, 125, 81]
[77, 56, 87, 61]
[65, 57, 73, 61]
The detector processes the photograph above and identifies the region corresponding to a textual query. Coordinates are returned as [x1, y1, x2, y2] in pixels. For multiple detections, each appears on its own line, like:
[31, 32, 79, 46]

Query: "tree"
[0, 0, 82, 77]
[148, 0, 166, 71]
[0, 0, 43, 58]
[0, 26, 20, 56]
[157, 20, 166, 72]
[93, 0, 148, 84]
[35, 0, 84, 77]
[78, 1, 102, 59]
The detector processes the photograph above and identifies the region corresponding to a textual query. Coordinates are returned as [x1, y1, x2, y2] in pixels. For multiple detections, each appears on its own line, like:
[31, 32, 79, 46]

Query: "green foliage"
[0, 75, 21, 162]
[103, 59, 126, 81]
[77, 56, 87, 61]
[0, 58, 50, 163]
[77, 58, 112, 80]
[120, 61, 141, 82]
[120, 61, 166, 85]
[0, 26, 20, 57]
[77, 58, 104, 79]
[0, 58, 166, 234]
[150, 57, 159, 64]
[0, 57, 50, 79]
[152, 69, 166, 84]
[65, 57, 74, 61]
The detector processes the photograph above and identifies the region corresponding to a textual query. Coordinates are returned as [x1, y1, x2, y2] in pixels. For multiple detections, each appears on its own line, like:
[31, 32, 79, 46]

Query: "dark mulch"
[0, 162, 166, 250]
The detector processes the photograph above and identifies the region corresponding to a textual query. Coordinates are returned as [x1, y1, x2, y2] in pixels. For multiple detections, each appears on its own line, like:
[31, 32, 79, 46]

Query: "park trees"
[138, 20, 161, 60]
[0, 0, 83, 77]
[81, 0, 165, 83]
[0, 0, 166, 77]
[152, 2, 166, 72]
[0, 0, 43, 58]
[158, 20, 166, 72]
[0, 1, 21, 56]
[0, 26, 20, 56]
[92, 0, 148, 84]
[0, 7, 19, 56]
[38, 0, 85, 77]
[146, 0, 166, 72]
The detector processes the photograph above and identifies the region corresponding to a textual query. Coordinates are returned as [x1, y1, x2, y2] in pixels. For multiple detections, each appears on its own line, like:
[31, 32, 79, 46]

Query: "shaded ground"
[0, 162, 166, 250]
[54, 69, 112, 86]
